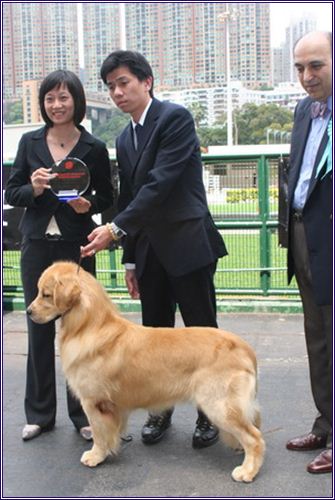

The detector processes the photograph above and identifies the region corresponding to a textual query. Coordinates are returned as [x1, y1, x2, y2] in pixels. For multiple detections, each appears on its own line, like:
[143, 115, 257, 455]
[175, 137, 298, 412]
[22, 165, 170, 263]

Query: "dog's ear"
[54, 276, 81, 311]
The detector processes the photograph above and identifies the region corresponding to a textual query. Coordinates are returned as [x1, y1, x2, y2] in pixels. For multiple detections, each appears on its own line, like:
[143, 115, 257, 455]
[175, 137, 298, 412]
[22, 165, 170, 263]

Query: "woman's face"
[44, 83, 75, 125]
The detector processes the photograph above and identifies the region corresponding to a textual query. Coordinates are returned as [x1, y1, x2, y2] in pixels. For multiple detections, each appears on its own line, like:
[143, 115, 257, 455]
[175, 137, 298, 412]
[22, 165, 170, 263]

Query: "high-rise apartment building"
[124, 3, 271, 90]
[282, 14, 317, 82]
[272, 46, 286, 85]
[82, 3, 271, 92]
[82, 3, 122, 92]
[3, 2, 272, 99]
[3, 2, 79, 99]
[229, 3, 272, 88]
[124, 3, 228, 89]
[272, 13, 317, 85]
[22, 80, 42, 123]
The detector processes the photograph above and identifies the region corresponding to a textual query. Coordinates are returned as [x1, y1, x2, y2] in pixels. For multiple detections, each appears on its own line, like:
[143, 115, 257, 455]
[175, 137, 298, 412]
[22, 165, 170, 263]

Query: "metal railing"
[3, 146, 299, 311]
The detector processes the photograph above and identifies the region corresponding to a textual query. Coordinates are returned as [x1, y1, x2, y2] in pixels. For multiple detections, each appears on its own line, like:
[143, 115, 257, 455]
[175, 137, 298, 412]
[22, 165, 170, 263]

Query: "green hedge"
[226, 187, 278, 203]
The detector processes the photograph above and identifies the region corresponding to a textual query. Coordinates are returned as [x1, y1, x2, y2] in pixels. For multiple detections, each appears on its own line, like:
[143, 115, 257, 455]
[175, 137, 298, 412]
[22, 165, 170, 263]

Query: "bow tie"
[311, 101, 328, 119]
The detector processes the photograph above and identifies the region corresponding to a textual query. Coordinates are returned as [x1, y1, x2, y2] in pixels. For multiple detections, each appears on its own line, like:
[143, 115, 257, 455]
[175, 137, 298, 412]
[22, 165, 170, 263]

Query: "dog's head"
[27, 262, 81, 324]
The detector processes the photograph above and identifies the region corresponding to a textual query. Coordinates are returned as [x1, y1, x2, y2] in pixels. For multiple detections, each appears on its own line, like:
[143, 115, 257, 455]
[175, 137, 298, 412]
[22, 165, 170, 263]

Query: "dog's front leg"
[80, 400, 124, 467]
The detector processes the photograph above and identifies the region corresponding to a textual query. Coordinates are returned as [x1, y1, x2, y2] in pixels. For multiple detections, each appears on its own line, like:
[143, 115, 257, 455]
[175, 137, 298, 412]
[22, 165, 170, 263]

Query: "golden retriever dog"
[27, 261, 265, 482]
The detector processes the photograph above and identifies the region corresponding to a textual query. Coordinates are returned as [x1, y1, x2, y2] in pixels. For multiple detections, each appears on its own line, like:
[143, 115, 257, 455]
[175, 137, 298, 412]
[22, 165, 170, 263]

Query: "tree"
[197, 126, 227, 148]
[234, 103, 293, 144]
[92, 109, 129, 148]
[187, 102, 207, 129]
[4, 100, 23, 124]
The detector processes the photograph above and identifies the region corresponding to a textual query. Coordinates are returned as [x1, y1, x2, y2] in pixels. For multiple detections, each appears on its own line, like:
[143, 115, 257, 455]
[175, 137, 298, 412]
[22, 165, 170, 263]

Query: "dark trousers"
[137, 245, 218, 421]
[21, 238, 95, 431]
[291, 218, 333, 443]
[137, 245, 218, 329]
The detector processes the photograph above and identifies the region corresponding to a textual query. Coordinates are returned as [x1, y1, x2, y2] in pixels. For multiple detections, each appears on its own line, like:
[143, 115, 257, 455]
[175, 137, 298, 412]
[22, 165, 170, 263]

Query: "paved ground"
[2, 311, 333, 499]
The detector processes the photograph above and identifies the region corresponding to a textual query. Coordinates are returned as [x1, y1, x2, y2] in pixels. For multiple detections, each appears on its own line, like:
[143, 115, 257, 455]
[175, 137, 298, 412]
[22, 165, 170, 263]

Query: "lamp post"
[218, 9, 237, 146]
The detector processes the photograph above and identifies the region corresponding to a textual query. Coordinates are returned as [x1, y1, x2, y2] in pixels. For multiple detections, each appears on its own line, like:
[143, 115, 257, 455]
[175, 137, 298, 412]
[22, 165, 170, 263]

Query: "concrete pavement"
[2, 311, 333, 498]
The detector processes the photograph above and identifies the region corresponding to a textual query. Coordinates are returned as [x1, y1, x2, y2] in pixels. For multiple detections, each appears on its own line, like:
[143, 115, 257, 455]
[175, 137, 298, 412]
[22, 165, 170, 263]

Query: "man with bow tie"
[283, 31, 332, 475]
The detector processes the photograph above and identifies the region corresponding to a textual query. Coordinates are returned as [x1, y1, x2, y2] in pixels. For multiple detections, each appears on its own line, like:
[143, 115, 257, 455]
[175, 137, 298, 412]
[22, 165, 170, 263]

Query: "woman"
[5, 70, 114, 441]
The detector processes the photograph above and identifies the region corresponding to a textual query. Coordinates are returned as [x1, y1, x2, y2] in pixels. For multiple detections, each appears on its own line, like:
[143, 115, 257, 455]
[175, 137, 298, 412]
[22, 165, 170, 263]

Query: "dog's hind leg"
[220, 404, 261, 452]
[198, 373, 265, 482]
[227, 416, 265, 483]
[80, 399, 126, 467]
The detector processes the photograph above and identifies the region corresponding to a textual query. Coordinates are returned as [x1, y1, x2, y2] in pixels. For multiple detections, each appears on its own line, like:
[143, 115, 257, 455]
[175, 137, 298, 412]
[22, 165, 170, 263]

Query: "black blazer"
[113, 98, 227, 278]
[5, 126, 114, 242]
[287, 97, 332, 305]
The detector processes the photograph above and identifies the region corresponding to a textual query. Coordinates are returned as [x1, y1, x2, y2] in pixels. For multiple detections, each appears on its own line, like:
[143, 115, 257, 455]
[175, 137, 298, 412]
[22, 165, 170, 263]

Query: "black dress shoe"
[286, 433, 327, 451]
[141, 410, 173, 445]
[192, 411, 219, 449]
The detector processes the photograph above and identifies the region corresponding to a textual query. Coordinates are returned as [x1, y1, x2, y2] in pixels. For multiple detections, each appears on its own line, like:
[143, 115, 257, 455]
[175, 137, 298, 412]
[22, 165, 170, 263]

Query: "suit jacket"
[287, 96, 332, 305]
[5, 125, 114, 242]
[114, 98, 227, 278]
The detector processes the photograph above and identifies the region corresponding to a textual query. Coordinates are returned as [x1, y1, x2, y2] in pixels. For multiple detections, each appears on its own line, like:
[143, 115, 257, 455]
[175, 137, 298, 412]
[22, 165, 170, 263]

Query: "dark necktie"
[311, 101, 328, 119]
[134, 123, 143, 150]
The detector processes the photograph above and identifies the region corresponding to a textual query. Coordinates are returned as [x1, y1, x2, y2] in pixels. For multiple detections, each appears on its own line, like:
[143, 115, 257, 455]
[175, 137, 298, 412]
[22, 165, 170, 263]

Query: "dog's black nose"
[27, 307, 32, 316]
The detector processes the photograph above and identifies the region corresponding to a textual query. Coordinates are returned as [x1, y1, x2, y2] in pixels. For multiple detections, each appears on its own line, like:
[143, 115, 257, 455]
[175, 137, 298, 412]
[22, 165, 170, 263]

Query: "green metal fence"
[3, 148, 300, 312]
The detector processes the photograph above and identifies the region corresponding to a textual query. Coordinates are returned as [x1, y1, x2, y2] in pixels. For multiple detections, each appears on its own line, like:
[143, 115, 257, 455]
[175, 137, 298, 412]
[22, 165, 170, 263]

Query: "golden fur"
[28, 261, 265, 482]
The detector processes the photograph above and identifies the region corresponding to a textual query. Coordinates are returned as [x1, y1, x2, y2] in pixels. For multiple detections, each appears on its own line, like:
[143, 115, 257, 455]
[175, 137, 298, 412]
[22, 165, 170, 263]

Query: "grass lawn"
[3, 230, 297, 297]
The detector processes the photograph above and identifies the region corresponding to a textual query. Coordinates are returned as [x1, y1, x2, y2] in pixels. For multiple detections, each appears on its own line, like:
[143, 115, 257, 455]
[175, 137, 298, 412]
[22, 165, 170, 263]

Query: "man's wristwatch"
[105, 222, 124, 241]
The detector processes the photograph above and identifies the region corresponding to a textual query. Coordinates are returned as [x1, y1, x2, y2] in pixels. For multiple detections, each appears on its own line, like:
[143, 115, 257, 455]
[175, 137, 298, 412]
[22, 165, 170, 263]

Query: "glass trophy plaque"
[49, 157, 90, 202]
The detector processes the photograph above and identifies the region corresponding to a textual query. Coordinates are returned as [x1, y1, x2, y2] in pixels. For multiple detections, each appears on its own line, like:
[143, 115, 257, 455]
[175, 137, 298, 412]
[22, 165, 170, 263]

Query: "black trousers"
[137, 245, 218, 329]
[291, 217, 333, 443]
[21, 238, 95, 431]
[137, 245, 218, 421]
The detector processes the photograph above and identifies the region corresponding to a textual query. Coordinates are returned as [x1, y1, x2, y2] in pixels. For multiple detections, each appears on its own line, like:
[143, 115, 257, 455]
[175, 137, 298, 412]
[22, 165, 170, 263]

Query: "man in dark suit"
[81, 50, 227, 448]
[283, 32, 332, 474]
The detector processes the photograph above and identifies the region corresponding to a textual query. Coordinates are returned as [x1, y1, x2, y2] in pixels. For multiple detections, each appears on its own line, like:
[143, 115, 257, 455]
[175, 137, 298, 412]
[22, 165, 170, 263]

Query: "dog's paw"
[80, 450, 105, 467]
[231, 466, 254, 483]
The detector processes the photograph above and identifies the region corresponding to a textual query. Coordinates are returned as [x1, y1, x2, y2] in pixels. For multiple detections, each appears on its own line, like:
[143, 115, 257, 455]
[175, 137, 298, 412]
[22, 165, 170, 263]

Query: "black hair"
[100, 50, 154, 97]
[39, 70, 86, 127]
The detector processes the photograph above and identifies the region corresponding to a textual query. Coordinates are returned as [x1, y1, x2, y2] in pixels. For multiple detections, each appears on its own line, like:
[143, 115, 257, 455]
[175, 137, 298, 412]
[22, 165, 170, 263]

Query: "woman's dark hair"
[39, 70, 86, 127]
[100, 50, 154, 97]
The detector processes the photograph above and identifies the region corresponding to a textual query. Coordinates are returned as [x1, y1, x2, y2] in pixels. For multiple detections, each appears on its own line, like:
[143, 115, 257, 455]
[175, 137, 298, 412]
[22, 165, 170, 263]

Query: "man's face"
[294, 33, 332, 101]
[105, 66, 152, 121]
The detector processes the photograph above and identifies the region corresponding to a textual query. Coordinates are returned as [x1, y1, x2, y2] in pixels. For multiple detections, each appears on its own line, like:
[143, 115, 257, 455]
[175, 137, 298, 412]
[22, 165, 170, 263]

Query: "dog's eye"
[42, 292, 52, 298]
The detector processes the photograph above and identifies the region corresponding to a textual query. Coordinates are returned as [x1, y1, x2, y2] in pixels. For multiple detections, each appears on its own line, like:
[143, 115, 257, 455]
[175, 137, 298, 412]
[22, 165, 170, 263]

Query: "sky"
[270, 2, 333, 46]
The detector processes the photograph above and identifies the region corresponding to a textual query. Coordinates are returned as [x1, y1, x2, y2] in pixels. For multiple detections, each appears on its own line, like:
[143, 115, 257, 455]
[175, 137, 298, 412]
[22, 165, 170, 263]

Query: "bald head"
[294, 31, 332, 101]
[294, 31, 332, 54]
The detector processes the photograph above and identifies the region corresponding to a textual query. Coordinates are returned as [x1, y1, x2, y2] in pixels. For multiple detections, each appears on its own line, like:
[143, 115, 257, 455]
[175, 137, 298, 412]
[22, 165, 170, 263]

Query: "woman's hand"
[67, 197, 91, 213]
[30, 168, 57, 197]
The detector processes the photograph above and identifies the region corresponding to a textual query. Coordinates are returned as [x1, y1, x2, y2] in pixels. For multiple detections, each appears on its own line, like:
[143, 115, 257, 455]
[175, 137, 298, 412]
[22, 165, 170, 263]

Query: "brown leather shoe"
[286, 433, 327, 451]
[307, 449, 332, 474]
